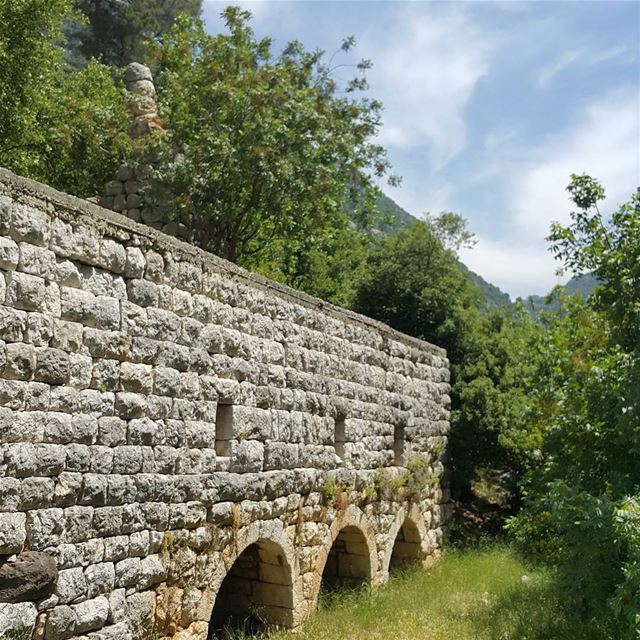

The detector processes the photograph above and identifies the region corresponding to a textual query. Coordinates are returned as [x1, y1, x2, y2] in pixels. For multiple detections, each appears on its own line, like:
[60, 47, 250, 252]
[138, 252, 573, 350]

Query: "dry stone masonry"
[0, 168, 451, 640]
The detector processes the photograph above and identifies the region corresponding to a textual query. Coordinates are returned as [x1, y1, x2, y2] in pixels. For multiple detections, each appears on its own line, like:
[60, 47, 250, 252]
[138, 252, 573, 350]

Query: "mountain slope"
[522, 273, 599, 318]
[373, 192, 513, 310]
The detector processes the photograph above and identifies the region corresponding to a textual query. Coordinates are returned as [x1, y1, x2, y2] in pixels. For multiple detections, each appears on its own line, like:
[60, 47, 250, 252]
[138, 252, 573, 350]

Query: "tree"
[353, 217, 538, 502]
[0, 0, 131, 196]
[510, 176, 640, 637]
[141, 7, 395, 278]
[70, 0, 202, 67]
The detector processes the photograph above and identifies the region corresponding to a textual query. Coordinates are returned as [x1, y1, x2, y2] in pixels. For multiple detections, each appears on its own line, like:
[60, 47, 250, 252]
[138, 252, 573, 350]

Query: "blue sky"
[201, 1, 640, 298]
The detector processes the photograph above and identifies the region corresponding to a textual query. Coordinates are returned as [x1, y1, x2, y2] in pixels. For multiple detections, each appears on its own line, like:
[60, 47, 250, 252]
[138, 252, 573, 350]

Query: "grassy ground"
[222, 545, 613, 640]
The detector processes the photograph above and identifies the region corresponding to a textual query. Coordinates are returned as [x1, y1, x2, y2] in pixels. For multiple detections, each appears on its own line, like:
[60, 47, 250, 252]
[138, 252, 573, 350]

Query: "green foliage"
[144, 8, 394, 279]
[510, 175, 640, 637]
[70, 0, 202, 67]
[0, 0, 131, 196]
[354, 218, 539, 498]
[264, 546, 612, 640]
[320, 477, 338, 505]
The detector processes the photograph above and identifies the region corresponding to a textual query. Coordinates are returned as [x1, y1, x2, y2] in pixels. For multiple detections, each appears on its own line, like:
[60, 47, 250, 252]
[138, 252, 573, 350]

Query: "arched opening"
[389, 518, 422, 572]
[207, 540, 293, 638]
[321, 525, 371, 591]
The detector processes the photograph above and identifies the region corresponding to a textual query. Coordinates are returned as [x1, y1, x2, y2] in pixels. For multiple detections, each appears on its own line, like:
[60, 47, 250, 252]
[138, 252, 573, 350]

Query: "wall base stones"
[0, 167, 451, 639]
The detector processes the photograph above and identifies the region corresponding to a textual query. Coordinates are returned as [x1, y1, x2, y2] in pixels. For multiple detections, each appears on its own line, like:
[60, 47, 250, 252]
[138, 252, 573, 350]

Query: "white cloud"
[359, 5, 494, 168]
[537, 45, 632, 87]
[512, 87, 639, 238]
[459, 235, 562, 300]
[464, 87, 640, 298]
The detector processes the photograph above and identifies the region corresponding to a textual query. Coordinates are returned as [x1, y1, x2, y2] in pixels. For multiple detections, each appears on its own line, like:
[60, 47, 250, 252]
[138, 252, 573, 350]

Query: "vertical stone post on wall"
[99, 63, 164, 229]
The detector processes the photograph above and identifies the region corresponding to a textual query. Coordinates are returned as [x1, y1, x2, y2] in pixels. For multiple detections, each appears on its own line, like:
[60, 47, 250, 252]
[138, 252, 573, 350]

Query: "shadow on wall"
[207, 539, 294, 639]
[321, 525, 372, 591]
[389, 519, 423, 573]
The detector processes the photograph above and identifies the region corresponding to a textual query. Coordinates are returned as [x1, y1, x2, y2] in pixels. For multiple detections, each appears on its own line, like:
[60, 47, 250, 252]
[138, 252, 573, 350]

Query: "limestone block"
[146, 308, 180, 341]
[90, 445, 114, 476]
[78, 473, 107, 507]
[144, 250, 164, 283]
[124, 247, 145, 279]
[5, 443, 37, 477]
[5, 271, 46, 311]
[45, 604, 77, 639]
[80, 268, 126, 300]
[25, 313, 54, 347]
[120, 301, 147, 336]
[111, 447, 143, 474]
[84, 329, 131, 361]
[264, 442, 300, 471]
[106, 474, 136, 506]
[0, 235, 19, 269]
[54, 472, 83, 507]
[98, 240, 126, 274]
[20, 477, 55, 510]
[119, 362, 153, 394]
[0, 477, 21, 512]
[91, 359, 120, 392]
[26, 508, 64, 550]
[84, 562, 115, 599]
[72, 596, 109, 634]
[126, 417, 160, 446]
[0, 305, 26, 342]
[184, 420, 216, 449]
[126, 279, 158, 307]
[0, 512, 26, 553]
[0, 602, 38, 638]
[11, 203, 50, 246]
[114, 557, 141, 588]
[56, 258, 82, 287]
[3, 342, 36, 380]
[35, 348, 71, 385]
[97, 417, 127, 447]
[18, 242, 57, 279]
[51, 320, 83, 352]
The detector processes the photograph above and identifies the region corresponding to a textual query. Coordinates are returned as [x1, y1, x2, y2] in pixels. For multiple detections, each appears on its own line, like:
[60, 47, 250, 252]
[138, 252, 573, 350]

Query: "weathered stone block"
[0, 236, 19, 270]
[45, 603, 77, 639]
[20, 477, 55, 510]
[5, 271, 45, 311]
[0, 306, 26, 342]
[3, 342, 36, 380]
[0, 512, 26, 553]
[10, 203, 50, 246]
[119, 362, 153, 394]
[18, 242, 56, 279]
[72, 595, 109, 633]
[0, 602, 38, 638]
[35, 348, 71, 385]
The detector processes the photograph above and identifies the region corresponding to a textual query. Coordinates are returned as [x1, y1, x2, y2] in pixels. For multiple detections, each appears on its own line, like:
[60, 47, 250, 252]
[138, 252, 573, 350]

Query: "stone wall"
[0, 168, 451, 640]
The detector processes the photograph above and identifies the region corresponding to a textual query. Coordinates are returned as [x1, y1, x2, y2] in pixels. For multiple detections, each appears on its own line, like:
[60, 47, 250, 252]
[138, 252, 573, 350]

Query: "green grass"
[223, 545, 614, 640]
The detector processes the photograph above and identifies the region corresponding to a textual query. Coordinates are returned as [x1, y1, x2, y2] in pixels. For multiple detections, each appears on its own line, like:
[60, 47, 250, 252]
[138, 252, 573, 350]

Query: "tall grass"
[215, 545, 615, 640]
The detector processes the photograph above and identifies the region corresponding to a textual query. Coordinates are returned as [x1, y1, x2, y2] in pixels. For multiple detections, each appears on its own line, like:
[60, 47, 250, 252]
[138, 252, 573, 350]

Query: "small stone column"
[99, 63, 164, 227]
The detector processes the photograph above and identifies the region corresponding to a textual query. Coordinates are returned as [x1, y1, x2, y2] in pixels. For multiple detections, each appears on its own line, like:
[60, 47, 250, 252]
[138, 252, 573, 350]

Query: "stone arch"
[381, 503, 430, 579]
[204, 521, 299, 636]
[309, 505, 378, 611]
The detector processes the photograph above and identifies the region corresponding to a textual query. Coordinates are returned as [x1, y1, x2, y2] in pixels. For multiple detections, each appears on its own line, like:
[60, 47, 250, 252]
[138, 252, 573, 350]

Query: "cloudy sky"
[201, 1, 640, 298]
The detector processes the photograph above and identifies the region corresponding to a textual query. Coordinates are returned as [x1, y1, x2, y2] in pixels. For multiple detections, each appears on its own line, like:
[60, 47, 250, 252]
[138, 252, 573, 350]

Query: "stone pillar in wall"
[99, 63, 167, 229]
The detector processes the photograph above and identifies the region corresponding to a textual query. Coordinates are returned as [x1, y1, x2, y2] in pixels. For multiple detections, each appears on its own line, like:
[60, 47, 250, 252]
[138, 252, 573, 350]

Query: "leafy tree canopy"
[0, 0, 131, 196]
[142, 7, 396, 280]
[510, 176, 640, 636]
[70, 0, 202, 67]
